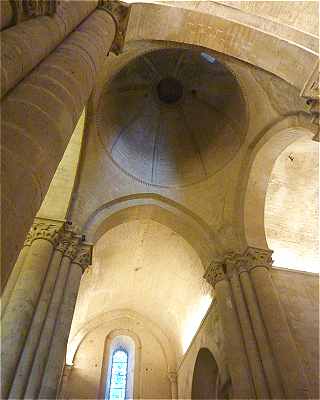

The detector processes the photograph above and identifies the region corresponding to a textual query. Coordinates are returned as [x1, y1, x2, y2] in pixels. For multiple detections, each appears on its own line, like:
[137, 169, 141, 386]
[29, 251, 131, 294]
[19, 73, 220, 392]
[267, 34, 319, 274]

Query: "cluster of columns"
[1, 0, 130, 290]
[1, 218, 92, 399]
[204, 247, 310, 399]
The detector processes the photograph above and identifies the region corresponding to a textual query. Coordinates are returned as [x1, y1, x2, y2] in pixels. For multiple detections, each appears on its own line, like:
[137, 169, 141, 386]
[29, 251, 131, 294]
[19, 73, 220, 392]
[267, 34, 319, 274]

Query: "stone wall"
[272, 268, 319, 399]
[65, 316, 171, 399]
[177, 302, 228, 398]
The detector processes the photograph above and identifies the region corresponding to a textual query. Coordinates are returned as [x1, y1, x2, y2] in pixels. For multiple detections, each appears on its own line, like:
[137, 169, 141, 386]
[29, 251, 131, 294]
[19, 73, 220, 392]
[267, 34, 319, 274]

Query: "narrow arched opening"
[103, 335, 135, 400]
[191, 348, 219, 399]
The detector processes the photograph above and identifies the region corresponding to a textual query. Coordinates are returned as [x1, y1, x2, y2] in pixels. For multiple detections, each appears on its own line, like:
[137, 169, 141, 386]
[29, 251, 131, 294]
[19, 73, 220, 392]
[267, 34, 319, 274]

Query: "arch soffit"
[125, 2, 318, 92]
[67, 308, 176, 372]
[83, 194, 221, 268]
[234, 114, 317, 250]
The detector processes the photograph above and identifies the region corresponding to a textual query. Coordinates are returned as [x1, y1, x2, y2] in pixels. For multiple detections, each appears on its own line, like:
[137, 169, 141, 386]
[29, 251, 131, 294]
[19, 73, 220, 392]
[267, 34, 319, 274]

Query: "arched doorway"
[191, 348, 218, 399]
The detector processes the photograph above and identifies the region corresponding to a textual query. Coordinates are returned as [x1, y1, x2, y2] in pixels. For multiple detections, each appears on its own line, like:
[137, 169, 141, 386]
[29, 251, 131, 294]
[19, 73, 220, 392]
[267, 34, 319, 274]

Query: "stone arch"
[191, 347, 219, 399]
[234, 114, 317, 250]
[83, 194, 221, 269]
[125, 2, 317, 92]
[67, 308, 176, 373]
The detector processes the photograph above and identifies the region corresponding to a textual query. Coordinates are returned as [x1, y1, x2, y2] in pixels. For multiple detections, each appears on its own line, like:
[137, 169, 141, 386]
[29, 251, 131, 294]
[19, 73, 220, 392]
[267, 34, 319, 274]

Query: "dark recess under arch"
[191, 348, 219, 399]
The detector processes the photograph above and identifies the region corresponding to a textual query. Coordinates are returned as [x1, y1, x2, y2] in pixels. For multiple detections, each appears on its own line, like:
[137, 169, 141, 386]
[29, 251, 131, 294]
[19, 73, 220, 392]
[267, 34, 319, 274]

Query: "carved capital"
[204, 260, 226, 288]
[64, 237, 81, 260]
[223, 252, 244, 276]
[301, 60, 319, 100]
[301, 60, 319, 127]
[168, 371, 177, 383]
[55, 231, 74, 253]
[72, 244, 92, 271]
[244, 247, 273, 271]
[205, 248, 273, 282]
[10, 0, 58, 25]
[23, 230, 34, 247]
[99, 0, 131, 55]
[31, 219, 64, 245]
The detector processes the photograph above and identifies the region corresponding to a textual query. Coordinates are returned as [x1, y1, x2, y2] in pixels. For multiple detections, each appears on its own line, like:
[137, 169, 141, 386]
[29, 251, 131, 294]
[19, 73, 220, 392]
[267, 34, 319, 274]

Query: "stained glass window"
[108, 349, 128, 400]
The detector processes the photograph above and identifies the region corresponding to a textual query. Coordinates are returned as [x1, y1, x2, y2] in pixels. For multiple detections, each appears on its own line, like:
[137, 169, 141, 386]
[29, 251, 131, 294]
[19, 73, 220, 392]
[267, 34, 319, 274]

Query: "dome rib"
[179, 103, 208, 178]
[143, 55, 162, 81]
[151, 112, 162, 184]
[110, 99, 150, 154]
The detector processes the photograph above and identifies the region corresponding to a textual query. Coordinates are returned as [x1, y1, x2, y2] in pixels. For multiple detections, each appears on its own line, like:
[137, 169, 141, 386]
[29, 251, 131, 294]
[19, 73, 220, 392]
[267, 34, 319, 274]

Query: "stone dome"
[96, 48, 247, 187]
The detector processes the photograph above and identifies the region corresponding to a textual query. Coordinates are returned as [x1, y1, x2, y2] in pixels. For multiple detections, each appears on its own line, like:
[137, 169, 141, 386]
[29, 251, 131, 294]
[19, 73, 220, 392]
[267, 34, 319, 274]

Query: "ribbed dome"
[97, 48, 247, 187]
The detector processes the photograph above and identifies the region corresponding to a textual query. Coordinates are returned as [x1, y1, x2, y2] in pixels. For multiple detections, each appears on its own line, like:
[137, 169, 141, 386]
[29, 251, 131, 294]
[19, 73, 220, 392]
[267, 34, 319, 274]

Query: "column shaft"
[9, 248, 64, 399]
[38, 262, 83, 399]
[1, 238, 54, 398]
[24, 254, 73, 399]
[57, 365, 73, 399]
[1, 8, 116, 288]
[251, 266, 310, 399]
[229, 272, 269, 398]
[239, 270, 284, 398]
[0, 1, 13, 30]
[1, 243, 30, 316]
[1, 1, 98, 97]
[214, 279, 255, 399]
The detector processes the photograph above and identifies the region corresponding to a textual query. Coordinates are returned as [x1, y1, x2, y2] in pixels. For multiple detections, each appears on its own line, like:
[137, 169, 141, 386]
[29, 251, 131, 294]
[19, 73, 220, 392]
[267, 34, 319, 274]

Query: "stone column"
[168, 371, 178, 400]
[1, 231, 32, 317]
[57, 364, 73, 399]
[227, 255, 269, 399]
[0, 1, 13, 30]
[239, 260, 284, 398]
[246, 247, 310, 399]
[1, 219, 63, 399]
[204, 260, 255, 399]
[23, 235, 81, 399]
[1, 1, 130, 289]
[1, 0, 98, 97]
[8, 231, 73, 399]
[38, 244, 92, 399]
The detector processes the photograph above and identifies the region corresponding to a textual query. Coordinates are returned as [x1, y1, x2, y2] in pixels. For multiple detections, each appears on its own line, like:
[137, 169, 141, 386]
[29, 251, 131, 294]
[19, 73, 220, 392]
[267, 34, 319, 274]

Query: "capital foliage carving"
[300, 60, 319, 127]
[300, 60, 319, 100]
[168, 371, 177, 383]
[23, 230, 34, 247]
[10, 0, 58, 25]
[99, 0, 131, 55]
[64, 238, 81, 260]
[244, 247, 273, 271]
[204, 247, 273, 284]
[31, 219, 63, 245]
[204, 260, 226, 287]
[55, 231, 74, 253]
[72, 245, 92, 271]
